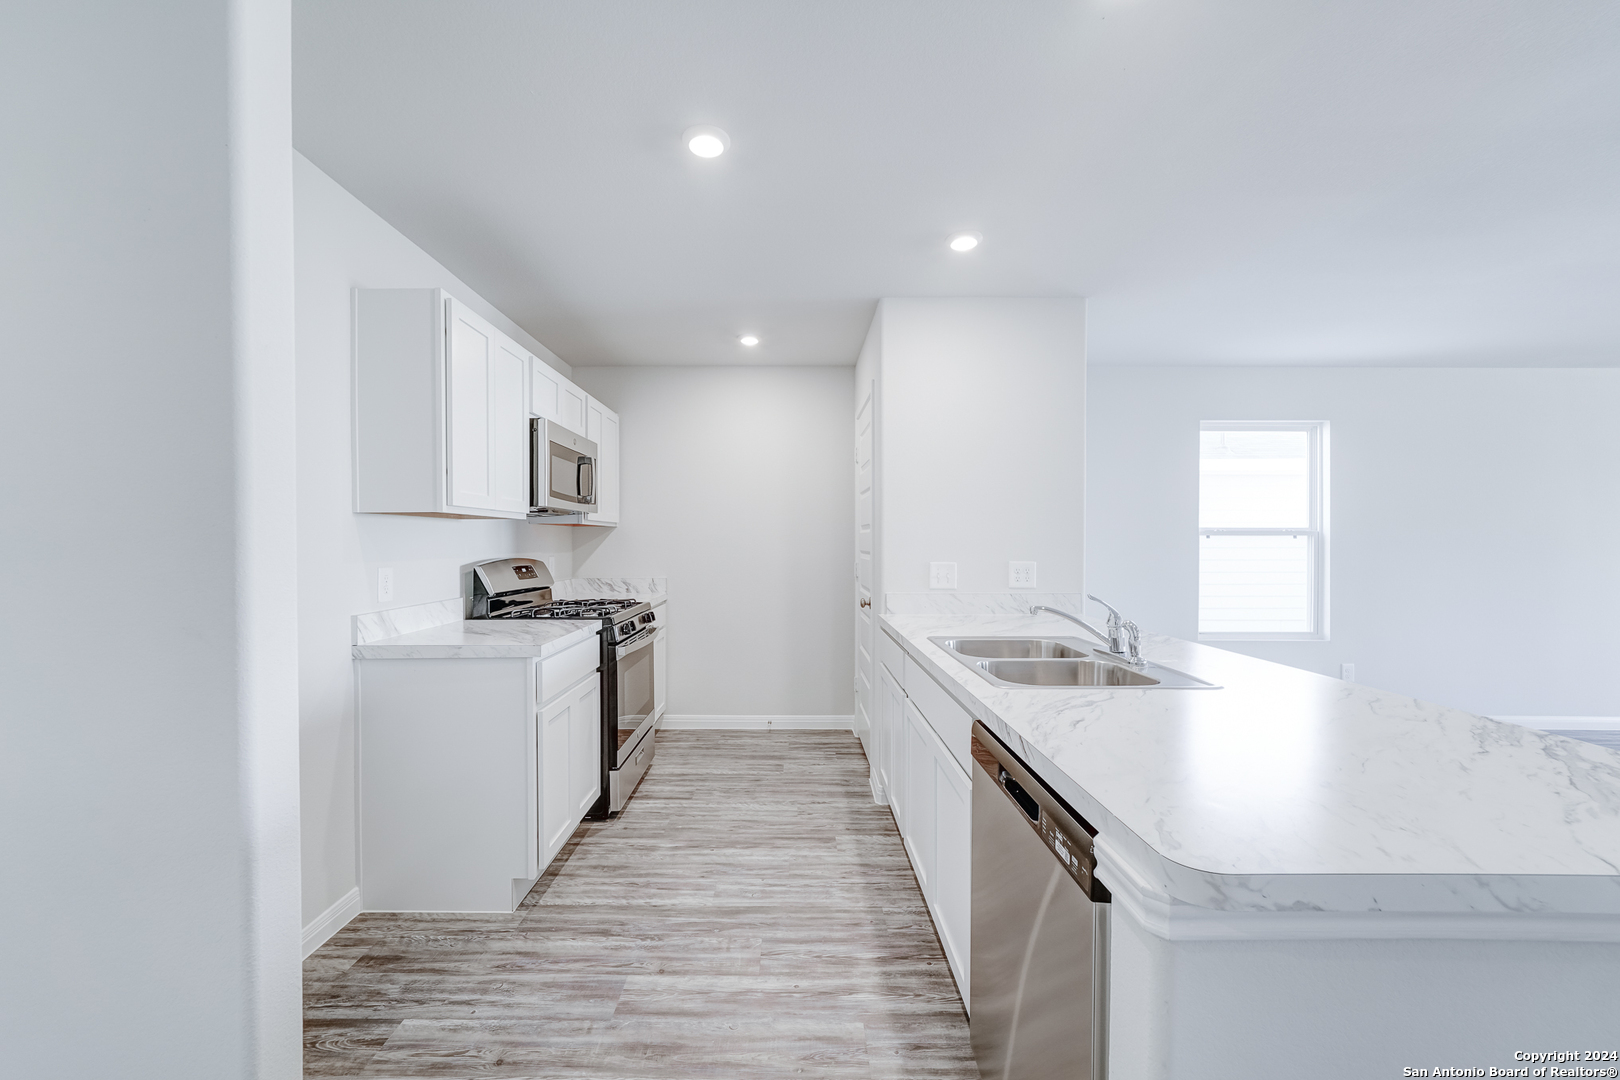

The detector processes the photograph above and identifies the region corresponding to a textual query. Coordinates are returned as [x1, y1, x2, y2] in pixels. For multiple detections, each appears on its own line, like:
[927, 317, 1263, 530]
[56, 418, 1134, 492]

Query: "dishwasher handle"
[1000, 770, 1041, 824]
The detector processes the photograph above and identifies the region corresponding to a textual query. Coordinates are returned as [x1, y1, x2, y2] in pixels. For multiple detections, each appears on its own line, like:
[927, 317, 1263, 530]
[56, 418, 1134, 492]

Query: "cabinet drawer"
[878, 627, 907, 680]
[903, 658, 974, 776]
[539, 634, 600, 706]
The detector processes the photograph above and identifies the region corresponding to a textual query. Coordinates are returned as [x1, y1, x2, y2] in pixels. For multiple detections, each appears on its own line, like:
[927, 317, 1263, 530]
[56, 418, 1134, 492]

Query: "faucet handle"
[1086, 594, 1126, 626]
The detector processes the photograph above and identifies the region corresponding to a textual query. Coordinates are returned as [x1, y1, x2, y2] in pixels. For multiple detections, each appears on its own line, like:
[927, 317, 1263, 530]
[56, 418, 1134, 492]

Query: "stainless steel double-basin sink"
[928, 636, 1218, 690]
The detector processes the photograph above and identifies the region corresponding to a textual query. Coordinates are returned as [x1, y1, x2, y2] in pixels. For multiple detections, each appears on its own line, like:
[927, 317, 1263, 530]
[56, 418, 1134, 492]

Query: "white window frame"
[1198, 420, 1330, 642]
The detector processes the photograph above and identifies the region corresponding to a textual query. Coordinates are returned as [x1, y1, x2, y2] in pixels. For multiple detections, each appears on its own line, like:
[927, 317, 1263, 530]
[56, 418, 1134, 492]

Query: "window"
[1198, 422, 1328, 639]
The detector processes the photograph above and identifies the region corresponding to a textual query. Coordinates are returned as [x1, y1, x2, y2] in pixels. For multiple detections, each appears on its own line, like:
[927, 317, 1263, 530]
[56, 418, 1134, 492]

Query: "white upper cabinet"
[447, 301, 528, 514]
[530, 357, 588, 437]
[583, 396, 620, 527]
[354, 288, 530, 520]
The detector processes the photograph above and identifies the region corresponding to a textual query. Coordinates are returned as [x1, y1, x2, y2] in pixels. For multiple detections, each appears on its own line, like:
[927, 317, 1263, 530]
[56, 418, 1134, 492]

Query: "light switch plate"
[377, 567, 395, 602]
[1009, 561, 1037, 588]
[929, 562, 958, 589]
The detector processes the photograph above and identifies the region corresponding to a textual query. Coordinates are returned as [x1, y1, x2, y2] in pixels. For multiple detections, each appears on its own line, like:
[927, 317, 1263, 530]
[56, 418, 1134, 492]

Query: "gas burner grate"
[493, 597, 642, 620]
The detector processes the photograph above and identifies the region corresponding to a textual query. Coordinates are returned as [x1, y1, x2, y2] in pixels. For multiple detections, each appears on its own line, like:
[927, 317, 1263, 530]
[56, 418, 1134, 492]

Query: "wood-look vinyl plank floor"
[305, 730, 977, 1078]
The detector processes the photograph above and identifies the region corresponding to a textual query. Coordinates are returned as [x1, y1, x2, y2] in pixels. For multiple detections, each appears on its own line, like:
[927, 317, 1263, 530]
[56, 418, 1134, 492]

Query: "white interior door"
[855, 383, 877, 795]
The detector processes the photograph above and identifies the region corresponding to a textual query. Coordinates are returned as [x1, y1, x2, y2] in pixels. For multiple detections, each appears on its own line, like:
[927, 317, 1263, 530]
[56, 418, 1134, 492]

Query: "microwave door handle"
[578, 458, 595, 502]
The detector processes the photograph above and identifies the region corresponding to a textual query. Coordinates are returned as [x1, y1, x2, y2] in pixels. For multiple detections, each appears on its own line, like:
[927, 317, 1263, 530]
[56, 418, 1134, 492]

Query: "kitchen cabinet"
[356, 633, 602, 912]
[876, 628, 971, 1000]
[540, 662, 601, 866]
[583, 396, 620, 526]
[354, 288, 530, 519]
[652, 624, 668, 721]
[530, 357, 589, 437]
[879, 663, 907, 832]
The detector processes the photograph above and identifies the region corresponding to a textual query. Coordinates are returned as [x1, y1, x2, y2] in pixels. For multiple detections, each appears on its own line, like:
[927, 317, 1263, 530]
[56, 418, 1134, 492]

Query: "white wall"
[294, 154, 581, 930]
[571, 366, 855, 720]
[1087, 366, 1620, 716]
[2, 3, 301, 1076]
[875, 299, 1087, 595]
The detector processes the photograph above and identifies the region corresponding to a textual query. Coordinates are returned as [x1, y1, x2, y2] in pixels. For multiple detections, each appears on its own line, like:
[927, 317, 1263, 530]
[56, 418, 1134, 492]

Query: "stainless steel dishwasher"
[971, 720, 1111, 1080]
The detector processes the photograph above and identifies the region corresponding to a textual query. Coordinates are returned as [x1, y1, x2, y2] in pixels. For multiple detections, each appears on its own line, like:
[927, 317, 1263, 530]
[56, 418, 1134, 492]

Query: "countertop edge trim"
[1096, 837, 1620, 942]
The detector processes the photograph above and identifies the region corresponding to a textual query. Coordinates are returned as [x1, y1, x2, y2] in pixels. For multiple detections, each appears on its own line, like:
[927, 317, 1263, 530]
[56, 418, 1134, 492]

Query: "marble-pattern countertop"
[883, 612, 1620, 922]
[352, 575, 666, 655]
[352, 619, 598, 660]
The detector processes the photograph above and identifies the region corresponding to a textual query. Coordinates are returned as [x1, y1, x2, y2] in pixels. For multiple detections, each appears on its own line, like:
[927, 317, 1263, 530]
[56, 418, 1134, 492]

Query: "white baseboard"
[1491, 716, 1620, 731]
[302, 886, 362, 959]
[661, 715, 855, 731]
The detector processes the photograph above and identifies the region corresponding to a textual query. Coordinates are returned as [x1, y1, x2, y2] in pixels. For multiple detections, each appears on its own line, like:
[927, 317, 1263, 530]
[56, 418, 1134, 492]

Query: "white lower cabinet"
[903, 702, 937, 891]
[358, 635, 602, 913]
[571, 682, 602, 820]
[541, 647, 605, 867]
[879, 664, 907, 832]
[879, 631, 972, 1004]
[932, 747, 972, 980]
[652, 622, 668, 721]
[540, 666, 601, 866]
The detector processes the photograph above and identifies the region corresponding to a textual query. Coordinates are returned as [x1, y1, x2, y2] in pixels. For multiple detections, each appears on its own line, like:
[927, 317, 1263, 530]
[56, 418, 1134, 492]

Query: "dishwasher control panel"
[973, 723, 1109, 902]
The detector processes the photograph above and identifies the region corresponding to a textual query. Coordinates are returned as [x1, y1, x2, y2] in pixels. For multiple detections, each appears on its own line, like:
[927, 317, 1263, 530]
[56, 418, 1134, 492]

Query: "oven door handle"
[615, 627, 656, 659]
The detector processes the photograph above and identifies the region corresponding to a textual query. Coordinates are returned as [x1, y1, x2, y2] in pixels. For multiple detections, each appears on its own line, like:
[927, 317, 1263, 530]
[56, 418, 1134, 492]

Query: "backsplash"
[883, 592, 1090, 616]
[554, 577, 668, 602]
[352, 598, 463, 645]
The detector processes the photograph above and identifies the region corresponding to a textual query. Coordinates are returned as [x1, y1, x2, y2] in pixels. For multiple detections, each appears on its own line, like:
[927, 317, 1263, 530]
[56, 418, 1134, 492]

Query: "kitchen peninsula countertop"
[882, 612, 1620, 930]
[353, 619, 598, 660]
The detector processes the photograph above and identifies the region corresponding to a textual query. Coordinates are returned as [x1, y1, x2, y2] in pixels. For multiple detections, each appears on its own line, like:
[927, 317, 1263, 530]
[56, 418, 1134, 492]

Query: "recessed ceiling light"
[739, 335, 760, 347]
[949, 232, 982, 253]
[684, 125, 730, 158]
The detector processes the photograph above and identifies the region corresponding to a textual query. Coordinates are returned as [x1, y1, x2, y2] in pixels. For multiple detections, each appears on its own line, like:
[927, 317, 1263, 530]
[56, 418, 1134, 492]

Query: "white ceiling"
[293, 0, 1620, 367]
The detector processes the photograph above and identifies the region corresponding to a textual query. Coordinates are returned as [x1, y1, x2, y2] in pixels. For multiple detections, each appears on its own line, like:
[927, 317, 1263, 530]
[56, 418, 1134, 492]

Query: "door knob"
[859, 598, 871, 609]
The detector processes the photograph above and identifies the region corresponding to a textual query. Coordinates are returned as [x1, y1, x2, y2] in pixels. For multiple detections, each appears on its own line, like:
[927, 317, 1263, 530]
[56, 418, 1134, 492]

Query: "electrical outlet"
[929, 562, 957, 589]
[1009, 561, 1037, 589]
[377, 567, 395, 602]
[1340, 663, 1356, 682]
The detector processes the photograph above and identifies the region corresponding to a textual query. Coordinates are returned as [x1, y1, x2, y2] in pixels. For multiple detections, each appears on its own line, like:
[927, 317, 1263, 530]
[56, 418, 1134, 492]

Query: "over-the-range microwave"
[530, 419, 597, 518]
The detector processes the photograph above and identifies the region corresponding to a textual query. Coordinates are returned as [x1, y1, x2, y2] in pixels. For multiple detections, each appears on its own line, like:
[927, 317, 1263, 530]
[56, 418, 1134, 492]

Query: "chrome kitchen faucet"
[1030, 595, 1144, 665]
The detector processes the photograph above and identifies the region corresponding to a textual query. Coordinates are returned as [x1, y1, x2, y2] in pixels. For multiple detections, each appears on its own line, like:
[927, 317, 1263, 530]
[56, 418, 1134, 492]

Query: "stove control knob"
[641, 612, 655, 625]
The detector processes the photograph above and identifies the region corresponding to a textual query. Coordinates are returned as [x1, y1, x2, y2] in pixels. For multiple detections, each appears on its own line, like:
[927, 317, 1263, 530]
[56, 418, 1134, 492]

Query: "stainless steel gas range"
[469, 558, 661, 816]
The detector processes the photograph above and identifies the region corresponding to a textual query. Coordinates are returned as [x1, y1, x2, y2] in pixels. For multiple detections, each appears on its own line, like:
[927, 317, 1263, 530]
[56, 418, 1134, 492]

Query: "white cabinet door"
[530, 356, 588, 435]
[903, 701, 937, 898]
[492, 337, 530, 514]
[540, 686, 574, 865]
[541, 672, 601, 868]
[446, 299, 528, 515]
[879, 663, 906, 824]
[557, 380, 588, 436]
[531, 357, 561, 420]
[571, 677, 601, 820]
[652, 627, 667, 721]
[934, 749, 972, 996]
[584, 397, 620, 526]
[895, 686, 972, 1000]
[447, 302, 496, 511]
